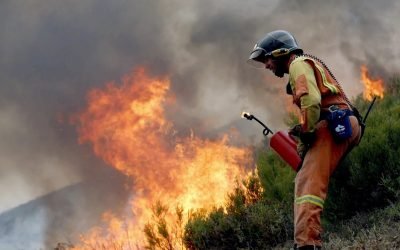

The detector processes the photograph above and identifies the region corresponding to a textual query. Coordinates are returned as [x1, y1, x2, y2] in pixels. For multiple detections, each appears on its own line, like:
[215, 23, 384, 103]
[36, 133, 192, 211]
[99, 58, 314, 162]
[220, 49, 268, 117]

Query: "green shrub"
[324, 78, 400, 222]
[256, 146, 295, 205]
[183, 172, 293, 249]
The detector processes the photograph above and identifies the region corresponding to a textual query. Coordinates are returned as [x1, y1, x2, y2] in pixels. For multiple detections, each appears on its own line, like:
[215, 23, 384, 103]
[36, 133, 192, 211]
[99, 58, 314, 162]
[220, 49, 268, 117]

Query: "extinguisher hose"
[241, 112, 274, 136]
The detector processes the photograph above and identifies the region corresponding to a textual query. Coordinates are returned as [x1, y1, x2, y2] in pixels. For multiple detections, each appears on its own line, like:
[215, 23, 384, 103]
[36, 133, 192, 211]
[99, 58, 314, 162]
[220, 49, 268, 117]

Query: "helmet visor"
[247, 48, 267, 68]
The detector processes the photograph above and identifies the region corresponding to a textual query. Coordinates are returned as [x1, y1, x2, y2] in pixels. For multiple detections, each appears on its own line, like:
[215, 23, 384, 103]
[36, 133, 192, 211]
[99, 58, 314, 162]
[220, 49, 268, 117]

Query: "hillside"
[183, 78, 400, 249]
[273, 200, 400, 249]
[63, 78, 400, 249]
[0, 180, 129, 250]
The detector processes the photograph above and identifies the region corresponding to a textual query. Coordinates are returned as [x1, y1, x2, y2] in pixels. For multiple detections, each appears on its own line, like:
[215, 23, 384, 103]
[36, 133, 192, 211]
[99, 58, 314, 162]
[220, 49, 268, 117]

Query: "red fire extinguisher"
[242, 112, 302, 171]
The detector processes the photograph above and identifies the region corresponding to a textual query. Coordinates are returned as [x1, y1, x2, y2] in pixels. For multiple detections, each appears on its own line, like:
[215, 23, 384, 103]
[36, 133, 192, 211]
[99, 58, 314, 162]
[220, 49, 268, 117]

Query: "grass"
[272, 200, 400, 249]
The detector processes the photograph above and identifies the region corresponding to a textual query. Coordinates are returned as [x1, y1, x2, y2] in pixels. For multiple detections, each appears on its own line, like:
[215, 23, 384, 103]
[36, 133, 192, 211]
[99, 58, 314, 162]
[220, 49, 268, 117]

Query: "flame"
[71, 68, 252, 249]
[360, 65, 384, 101]
[241, 111, 251, 119]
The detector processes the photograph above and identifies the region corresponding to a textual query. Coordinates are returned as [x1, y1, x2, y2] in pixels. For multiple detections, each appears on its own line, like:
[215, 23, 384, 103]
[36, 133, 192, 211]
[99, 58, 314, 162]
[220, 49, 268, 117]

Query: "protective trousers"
[294, 116, 361, 247]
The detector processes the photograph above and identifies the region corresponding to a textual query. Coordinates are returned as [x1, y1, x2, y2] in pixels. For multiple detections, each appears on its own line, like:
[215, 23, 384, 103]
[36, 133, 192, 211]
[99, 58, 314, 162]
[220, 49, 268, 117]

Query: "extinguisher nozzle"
[241, 111, 253, 120]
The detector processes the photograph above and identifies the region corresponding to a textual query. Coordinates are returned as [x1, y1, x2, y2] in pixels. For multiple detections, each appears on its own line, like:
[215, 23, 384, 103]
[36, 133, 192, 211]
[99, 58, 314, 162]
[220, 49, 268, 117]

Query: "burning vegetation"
[64, 65, 396, 249]
[361, 65, 385, 101]
[70, 68, 253, 249]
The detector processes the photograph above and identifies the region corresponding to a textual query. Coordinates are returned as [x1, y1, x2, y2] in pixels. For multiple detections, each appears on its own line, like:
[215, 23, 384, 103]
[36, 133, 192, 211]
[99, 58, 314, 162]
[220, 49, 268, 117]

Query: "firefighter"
[247, 30, 362, 249]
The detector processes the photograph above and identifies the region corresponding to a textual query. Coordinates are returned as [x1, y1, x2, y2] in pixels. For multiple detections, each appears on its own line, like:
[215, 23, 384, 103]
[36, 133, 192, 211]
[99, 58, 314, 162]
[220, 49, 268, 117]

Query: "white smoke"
[1, 0, 400, 248]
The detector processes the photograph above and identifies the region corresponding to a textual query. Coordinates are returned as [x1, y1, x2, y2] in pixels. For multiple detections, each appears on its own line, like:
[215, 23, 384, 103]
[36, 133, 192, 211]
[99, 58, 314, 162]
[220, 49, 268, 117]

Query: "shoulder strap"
[301, 54, 365, 131]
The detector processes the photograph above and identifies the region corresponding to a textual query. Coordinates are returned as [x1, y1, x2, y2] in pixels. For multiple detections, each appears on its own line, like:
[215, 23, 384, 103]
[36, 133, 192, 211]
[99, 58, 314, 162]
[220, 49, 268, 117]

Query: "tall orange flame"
[360, 65, 384, 101]
[71, 68, 252, 249]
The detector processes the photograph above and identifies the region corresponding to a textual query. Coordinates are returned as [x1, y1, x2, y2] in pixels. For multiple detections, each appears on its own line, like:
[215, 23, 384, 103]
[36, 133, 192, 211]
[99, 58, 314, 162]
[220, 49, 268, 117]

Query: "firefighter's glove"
[289, 124, 316, 144]
[297, 141, 309, 159]
[299, 131, 316, 146]
[289, 124, 302, 138]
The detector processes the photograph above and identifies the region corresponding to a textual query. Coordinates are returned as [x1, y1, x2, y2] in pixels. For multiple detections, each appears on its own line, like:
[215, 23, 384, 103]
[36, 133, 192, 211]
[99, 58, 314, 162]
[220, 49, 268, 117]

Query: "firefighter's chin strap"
[242, 112, 274, 136]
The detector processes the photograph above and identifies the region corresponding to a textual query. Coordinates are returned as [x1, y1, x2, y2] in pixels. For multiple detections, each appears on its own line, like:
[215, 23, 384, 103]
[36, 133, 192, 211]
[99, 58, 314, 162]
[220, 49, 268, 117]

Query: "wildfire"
[71, 68, 252, 249]
[361, 65, 385, 101]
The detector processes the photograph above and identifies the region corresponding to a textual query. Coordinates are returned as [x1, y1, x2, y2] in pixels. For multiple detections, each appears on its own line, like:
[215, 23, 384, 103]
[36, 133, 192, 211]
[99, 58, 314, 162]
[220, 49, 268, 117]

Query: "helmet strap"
[271, 55, 290, 77]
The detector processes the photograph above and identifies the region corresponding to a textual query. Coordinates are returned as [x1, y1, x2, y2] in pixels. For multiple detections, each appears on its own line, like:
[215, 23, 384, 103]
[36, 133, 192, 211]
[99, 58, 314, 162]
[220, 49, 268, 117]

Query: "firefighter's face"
[265, 57, 286, 78]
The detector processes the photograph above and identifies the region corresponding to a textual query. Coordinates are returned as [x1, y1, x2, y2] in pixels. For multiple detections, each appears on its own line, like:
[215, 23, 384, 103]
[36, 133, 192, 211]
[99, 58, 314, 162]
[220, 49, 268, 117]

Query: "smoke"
[0, 205, 47, 250]
[0, 0, 399, 248]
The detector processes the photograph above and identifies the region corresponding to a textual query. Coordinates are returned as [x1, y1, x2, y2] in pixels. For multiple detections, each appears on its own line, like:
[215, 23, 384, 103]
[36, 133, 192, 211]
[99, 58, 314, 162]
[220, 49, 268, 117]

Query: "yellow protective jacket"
[288, 56, 350, 133]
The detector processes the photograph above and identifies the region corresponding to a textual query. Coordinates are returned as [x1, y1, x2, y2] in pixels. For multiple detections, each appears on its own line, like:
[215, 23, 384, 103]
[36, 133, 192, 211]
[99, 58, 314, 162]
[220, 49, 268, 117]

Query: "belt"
[320, 109, 354, 121]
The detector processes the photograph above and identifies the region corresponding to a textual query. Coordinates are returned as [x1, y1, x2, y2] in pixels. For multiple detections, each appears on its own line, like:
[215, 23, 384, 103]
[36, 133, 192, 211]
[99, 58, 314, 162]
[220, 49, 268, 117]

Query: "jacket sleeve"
[289, 60, 321, 133]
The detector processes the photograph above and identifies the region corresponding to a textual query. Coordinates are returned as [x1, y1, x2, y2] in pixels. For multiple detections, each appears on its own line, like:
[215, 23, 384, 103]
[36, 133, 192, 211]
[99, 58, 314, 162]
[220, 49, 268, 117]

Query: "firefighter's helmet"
[247, 30, 303, 68]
